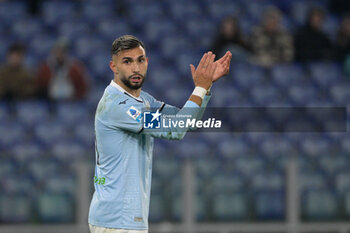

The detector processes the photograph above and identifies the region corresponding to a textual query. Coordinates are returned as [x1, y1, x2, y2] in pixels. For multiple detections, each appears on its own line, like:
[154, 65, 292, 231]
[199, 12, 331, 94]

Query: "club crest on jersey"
[127, 106, 142, 122]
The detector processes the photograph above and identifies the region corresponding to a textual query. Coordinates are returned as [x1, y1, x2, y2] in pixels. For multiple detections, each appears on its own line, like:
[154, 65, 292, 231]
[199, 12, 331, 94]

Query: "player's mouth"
[130, 75, 142, 83]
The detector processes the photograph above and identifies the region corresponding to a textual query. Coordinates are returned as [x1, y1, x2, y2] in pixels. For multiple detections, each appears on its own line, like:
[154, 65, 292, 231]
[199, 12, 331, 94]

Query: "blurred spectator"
[0, 43, 37, 101]
[335, 15, 350, 61]
[294, 7, 333, 62]
[211, 16, 250, 62]
[250, 7, 293, 67]
[37, 39, 89, 101]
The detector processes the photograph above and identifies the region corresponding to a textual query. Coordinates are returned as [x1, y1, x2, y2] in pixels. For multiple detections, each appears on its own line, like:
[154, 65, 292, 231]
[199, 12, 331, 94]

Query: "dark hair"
[111, 35, 145, 56]
[8, 43, 25, 54]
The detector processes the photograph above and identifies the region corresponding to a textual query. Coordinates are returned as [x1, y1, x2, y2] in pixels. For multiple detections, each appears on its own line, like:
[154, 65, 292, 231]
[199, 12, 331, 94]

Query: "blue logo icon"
[144, 110, 161, 129]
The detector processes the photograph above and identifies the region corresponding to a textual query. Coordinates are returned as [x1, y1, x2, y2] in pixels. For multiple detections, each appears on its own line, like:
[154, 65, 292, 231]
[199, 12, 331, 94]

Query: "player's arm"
[145, 52, 216, 140]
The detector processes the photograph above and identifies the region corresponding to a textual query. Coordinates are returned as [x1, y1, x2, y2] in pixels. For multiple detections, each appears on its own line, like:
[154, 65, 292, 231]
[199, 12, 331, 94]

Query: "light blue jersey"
[88, 81, 211, 230]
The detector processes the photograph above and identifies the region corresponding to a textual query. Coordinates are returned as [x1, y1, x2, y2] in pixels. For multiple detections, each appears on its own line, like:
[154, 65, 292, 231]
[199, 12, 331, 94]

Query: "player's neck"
[114, 78, 141, 97]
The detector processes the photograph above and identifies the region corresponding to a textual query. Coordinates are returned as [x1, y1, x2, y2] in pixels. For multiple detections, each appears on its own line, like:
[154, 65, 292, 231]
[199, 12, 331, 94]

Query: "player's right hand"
[190, 52, 217, 90]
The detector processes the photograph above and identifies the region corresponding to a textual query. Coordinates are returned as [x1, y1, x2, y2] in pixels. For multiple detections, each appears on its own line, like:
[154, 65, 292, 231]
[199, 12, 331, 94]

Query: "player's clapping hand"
[212, 51, 232, 82]
[190, 52, 217, 90]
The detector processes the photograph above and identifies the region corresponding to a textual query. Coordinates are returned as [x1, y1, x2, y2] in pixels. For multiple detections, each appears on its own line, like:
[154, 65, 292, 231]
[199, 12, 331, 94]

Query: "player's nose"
[132, 63, 140, 73]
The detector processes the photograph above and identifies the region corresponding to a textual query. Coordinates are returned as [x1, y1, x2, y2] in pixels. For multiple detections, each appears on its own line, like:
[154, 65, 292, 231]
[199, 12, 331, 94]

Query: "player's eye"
[139, 58, 145, 63]
[123, 60, 130, 64]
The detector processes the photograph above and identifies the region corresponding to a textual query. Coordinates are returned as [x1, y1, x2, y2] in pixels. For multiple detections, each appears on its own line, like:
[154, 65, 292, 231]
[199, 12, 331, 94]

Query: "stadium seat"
[212, 192, 250, 220]
[27, 158, 61, 183]
[41, 1, 76, 27]
[218, 137, 249, 160]
[270, 64, 305, 88]
[249, 84, 282, 106]
[34, 119, 69, 147]
[97, 17, 132, 42]
[36, 192, 75, 223]
[0, 101, 9, 122]
[251, 171, 284, 191]
[12, 17, 42, 40]
[330, 83, 350, 105]
[335, 171, 350, 194]
[205, 0, 241, 22]
[11, 141, 43, 164]
[50, 139, 87, 162]
[302, 188, 339, 220]
[309, 62, 342, 87]
[15, 101, 50, 128]
[254, 190, 285, 220]
[300, 137, 331, 157]
[232, 63, 266, 90]
[0, 193, 32, 223]
[29, 33, 57, 59]
[299, 171, 327, 192]
[319, 155, 348, 175]
[58, 19, 91, 41]
[81, 3, 114, 23]
[0, 120, 26, 150]
[74, 119, 94, 148]
[55, 101, 91, 126]
[0, 1, 27, 26]
[149, 193, 165, 222]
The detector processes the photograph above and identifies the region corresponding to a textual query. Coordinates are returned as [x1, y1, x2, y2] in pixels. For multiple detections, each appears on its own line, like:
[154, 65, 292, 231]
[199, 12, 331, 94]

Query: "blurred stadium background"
[1, 0, 350, 233]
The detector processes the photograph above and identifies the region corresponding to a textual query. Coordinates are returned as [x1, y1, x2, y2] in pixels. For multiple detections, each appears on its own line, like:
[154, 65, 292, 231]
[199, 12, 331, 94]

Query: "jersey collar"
[110, 80, 143, 102]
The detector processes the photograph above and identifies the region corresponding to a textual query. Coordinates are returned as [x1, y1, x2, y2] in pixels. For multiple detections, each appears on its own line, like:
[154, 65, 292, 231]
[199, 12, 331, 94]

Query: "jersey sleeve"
[108, 101, 144, 133]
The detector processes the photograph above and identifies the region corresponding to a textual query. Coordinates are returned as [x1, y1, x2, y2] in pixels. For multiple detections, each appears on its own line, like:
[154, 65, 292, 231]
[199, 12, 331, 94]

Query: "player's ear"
[109, 60, 117, 74]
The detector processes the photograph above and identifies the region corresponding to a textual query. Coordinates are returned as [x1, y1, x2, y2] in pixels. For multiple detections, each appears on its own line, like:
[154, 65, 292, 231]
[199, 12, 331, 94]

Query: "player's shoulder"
[140, 90, 158, 102]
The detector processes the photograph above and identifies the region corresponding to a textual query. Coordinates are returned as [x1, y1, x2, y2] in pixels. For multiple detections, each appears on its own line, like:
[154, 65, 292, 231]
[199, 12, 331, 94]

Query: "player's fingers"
[203, 51, 213, 69]
[190, 64, 195, 77]
[208, 54, 216, 74]
[197, 53, 207, 70]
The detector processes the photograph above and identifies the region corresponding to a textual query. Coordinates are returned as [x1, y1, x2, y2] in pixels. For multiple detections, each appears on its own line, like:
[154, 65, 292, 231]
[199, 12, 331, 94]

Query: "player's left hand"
[212, 51, 232, 82]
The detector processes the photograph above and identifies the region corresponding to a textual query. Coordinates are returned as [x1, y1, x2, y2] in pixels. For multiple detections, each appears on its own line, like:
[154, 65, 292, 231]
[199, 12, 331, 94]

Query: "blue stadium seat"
[0, 120, 26, 150]
[195, 157, 221, 178]
[271, 64, 305, 88]
[27, 158, 61, 183]
[299, 171, 327, 192]
[254, 190, 285, 220]
[88, 50, 111, 81]
[0, 159, 16, 178]
[29, 33, 56, 59]
[330, 83, 350, 105]
[56, 102, 91, 126]
[41, 1, 76, 26]
[335, 171, 350, 195]
[15, 101, 49, 128]
[44, 173, 76, 196]
[11, 141, 43, 164]
[152, 157, 181, 178]
[36, 192, 74, 223]
[309, 62, 342, 88]
[232, 63, 265, 90]
[288, 84, 319, 105]
[302, 188, 339, 220]
[0, 102, 9, 122]
[249, 84, 282, 106]
[0, 1, 27, 26]
[251, 171, 284, 191]
[50, 139, 87, 162]
[212, 192, 250, 220]
[260, 137, 295, 160]
[12, 17, 42, 40]
[205, 0, 241, 22]
[211, 172, 245, 193]
[233, 156, 265, 176]
[319, 155, 348, 175]
[131, 4, 164, 27]
[74, 119, 94, 148]
[74, 35, 108, 60]
[185, 17, 216, 48]
[34, 119, 69, 147]
[145, 19, 178, 44]
[0, 193, 32, 223]
[300, 136, 331, 157]
[1, 174, 35, 195]
[218, 137, 249, 159]
[59, 20, 91, 40]
[82, 3, 114, 23]
[160, 36, 192, 59]
[169, 2, 202, 22]
[97, 17, 132, 42]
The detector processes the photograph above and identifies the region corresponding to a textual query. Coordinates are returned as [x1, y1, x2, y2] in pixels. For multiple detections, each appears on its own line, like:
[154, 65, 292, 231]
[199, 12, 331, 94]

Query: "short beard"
[120, 74, 145, 90]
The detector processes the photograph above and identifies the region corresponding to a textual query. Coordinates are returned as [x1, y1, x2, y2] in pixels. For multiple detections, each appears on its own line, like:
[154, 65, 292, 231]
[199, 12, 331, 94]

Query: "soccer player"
[88, 35, 232, 233]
